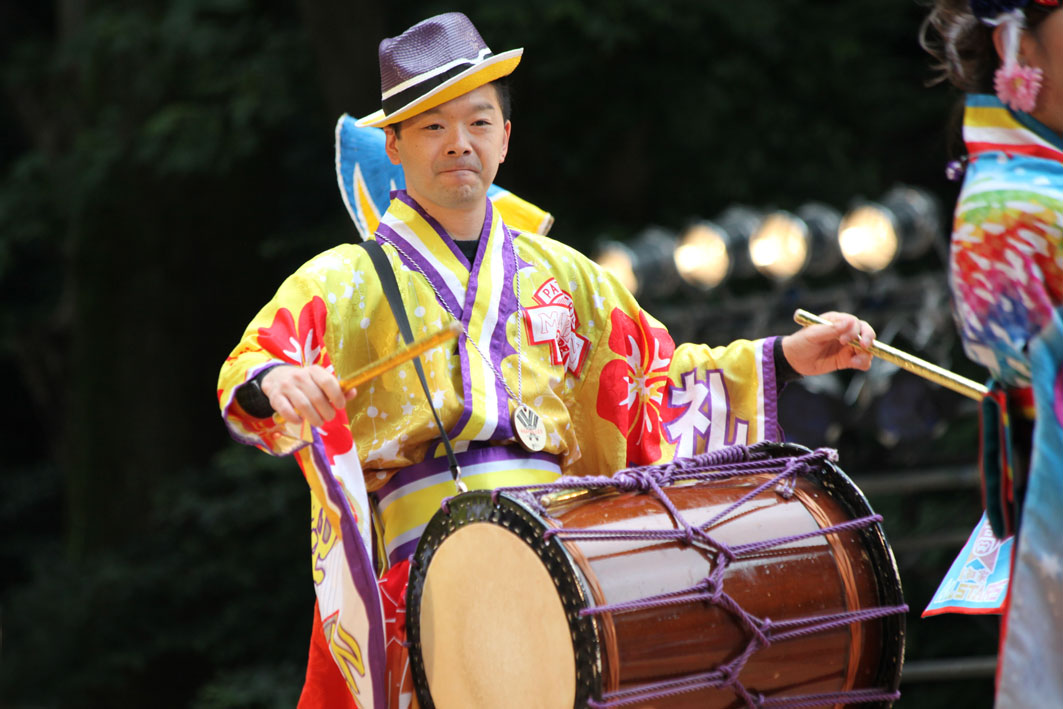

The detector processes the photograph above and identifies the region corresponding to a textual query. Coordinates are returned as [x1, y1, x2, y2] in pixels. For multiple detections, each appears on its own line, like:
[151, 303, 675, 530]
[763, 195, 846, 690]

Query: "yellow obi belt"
[374, 443, 562, 565]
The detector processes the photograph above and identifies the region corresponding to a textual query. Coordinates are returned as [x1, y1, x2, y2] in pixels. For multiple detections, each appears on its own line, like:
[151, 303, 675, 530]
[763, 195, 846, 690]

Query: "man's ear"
[499, 120, 512, 164]
[384, 126, 402, 166]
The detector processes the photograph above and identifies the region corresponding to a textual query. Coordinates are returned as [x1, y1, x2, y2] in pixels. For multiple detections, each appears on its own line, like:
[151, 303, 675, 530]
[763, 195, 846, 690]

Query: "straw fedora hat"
[355, 12, 523, 128]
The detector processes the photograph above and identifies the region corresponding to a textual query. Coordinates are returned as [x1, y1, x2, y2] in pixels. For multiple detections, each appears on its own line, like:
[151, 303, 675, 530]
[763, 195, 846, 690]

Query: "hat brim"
[355, 48, 523, 128]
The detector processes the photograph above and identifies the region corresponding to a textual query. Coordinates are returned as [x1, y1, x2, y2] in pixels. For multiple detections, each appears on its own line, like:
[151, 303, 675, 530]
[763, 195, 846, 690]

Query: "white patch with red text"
[523, 278, 590, 376]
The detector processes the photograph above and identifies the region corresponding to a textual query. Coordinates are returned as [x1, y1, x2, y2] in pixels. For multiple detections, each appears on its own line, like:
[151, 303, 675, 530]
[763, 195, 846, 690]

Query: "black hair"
[920, 0, 1055, 93]
[493, 78, 513, 123]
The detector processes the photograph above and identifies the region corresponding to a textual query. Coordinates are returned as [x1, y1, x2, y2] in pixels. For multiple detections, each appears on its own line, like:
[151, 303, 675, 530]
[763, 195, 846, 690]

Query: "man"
[217, 12, 875, 709]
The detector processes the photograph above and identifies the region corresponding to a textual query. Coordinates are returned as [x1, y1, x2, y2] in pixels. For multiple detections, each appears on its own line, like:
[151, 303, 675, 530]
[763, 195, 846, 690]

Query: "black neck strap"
[359, 239, 465, 491]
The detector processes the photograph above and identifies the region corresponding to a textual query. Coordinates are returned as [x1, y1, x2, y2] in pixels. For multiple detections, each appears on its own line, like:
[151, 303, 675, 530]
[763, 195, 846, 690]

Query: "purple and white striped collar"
[374, 191, 523, 444]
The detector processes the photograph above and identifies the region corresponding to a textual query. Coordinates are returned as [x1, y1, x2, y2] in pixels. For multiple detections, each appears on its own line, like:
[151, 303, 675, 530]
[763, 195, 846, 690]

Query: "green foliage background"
[1, 0, 993, 706]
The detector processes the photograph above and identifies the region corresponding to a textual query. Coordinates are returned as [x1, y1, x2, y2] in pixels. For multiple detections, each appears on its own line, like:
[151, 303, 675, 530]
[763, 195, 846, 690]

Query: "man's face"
[384, 84, 511, 214]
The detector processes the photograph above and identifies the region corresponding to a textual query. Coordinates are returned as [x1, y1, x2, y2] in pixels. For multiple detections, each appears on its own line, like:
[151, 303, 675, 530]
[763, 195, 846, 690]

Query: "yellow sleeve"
[217, 244, 376, 457]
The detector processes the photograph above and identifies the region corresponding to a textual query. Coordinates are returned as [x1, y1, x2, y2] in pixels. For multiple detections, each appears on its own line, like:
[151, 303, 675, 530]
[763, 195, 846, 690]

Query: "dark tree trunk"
[295, 0, 387, 121]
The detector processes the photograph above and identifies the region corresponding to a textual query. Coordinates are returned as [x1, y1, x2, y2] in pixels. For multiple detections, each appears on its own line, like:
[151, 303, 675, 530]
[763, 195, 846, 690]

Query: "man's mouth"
[441, 163, 479, 174]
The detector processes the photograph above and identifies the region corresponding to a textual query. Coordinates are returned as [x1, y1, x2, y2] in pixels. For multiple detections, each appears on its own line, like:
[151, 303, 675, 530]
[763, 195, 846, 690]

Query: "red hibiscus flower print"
[596, 308, 675, 465]
[257, 296, 331, 367]
[255, 297, 353, 463]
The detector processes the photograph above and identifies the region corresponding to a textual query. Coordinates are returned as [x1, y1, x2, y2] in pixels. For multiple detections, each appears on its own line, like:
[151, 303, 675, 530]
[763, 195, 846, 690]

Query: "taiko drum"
[406, 443, 905, 708]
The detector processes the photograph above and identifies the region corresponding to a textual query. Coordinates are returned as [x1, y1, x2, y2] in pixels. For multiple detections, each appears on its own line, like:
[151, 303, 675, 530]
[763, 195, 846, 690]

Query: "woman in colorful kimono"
[922, 0, 1063, 704]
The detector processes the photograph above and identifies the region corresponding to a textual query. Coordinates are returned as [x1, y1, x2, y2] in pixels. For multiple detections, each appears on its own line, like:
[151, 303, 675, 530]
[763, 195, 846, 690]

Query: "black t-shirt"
[455, 237, 479, 265]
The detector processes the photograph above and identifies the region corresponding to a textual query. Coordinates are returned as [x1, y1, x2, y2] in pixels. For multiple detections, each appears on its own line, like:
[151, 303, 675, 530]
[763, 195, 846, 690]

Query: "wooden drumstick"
[277, 321, 462, 443]
[339, 320, 462, 394]
[793, 308, 988, 402]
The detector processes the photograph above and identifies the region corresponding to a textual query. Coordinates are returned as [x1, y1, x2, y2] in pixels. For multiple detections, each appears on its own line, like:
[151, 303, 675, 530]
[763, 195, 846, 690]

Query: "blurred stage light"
[839, 185, 941, 274]
[750, 212, 808, 281]
[838, 206, 897, 273]
[674, 221, 733, 291]
[748, 203, 842, 281]
[594, 227, 678, 299]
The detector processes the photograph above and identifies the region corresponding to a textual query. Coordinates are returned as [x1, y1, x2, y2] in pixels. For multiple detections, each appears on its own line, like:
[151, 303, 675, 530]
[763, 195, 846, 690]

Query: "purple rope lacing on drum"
[482, 443, 907, 708]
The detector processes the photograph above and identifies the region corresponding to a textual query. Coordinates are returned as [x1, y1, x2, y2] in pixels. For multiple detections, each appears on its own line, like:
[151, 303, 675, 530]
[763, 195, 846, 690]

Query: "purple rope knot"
[751, 617, 772, 648]
[700, 576, 724, 604]
[611, 468, 658, 492]
[718, 658, 743, 688]
[542, 528, 559, 540]
[440, 496, 453, 515]
[681, 525, 698, 546]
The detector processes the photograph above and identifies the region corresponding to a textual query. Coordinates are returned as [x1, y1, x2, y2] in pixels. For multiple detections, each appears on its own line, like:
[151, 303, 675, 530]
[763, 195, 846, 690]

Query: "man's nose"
[445, 127, 473, 155]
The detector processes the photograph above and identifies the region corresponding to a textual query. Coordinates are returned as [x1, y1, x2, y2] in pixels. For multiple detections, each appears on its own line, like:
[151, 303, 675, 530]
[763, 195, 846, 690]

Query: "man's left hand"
[781, 311, 874, 376]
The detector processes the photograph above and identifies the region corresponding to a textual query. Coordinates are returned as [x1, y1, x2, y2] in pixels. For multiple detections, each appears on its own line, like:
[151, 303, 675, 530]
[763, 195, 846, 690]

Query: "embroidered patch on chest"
[522, 278, 590, 376]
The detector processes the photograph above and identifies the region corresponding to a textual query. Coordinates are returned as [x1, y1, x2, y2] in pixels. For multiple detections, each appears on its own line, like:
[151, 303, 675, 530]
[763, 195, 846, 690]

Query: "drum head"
[407, 492, 602, 709]
[420, 523, 575, 708]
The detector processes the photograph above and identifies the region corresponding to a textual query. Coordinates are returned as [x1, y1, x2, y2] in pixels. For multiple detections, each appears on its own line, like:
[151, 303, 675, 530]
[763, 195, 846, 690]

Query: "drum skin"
[406, 444, 905, 708]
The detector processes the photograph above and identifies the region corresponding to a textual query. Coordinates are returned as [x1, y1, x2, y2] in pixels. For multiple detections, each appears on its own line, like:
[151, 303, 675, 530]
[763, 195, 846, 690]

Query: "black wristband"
[774, 337, 801, 386]
[234, 366, 285, 419]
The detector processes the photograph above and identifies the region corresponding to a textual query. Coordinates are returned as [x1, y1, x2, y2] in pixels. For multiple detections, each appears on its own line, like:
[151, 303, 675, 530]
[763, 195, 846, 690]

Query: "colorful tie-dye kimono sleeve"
[950, 94, 1063, 387]
[947, 94, 1063, 708]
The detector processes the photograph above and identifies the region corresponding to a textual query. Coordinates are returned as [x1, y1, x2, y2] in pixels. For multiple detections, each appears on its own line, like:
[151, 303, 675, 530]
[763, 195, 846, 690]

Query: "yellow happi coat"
[217, 190, 782, 708]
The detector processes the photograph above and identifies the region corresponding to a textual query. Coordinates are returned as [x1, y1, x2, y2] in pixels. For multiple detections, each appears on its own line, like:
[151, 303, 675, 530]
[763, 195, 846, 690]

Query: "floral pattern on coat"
[596, 307, 675, 465]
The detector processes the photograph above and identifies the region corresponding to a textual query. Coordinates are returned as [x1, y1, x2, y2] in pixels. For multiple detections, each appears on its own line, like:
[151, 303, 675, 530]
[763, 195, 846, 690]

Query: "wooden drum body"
[407, 444, 905, 708]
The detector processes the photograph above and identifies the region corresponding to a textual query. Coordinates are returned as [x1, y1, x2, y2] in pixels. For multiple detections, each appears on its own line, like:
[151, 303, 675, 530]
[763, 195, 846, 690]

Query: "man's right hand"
[260, 364, 357, 428]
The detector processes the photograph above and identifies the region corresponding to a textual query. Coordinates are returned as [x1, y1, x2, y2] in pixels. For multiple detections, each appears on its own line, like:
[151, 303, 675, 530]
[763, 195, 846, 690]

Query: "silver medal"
[514, 403, 546, 452]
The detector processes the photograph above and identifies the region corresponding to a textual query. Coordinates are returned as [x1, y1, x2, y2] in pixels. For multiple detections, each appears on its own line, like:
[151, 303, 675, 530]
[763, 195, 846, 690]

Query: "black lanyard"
[359, 239, 465, 490]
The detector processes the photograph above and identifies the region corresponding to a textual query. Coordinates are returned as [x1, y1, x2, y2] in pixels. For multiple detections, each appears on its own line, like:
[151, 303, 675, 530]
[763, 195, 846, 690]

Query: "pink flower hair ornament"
[995, 62, 1044, 112]
[984, 7, 1045, 112]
